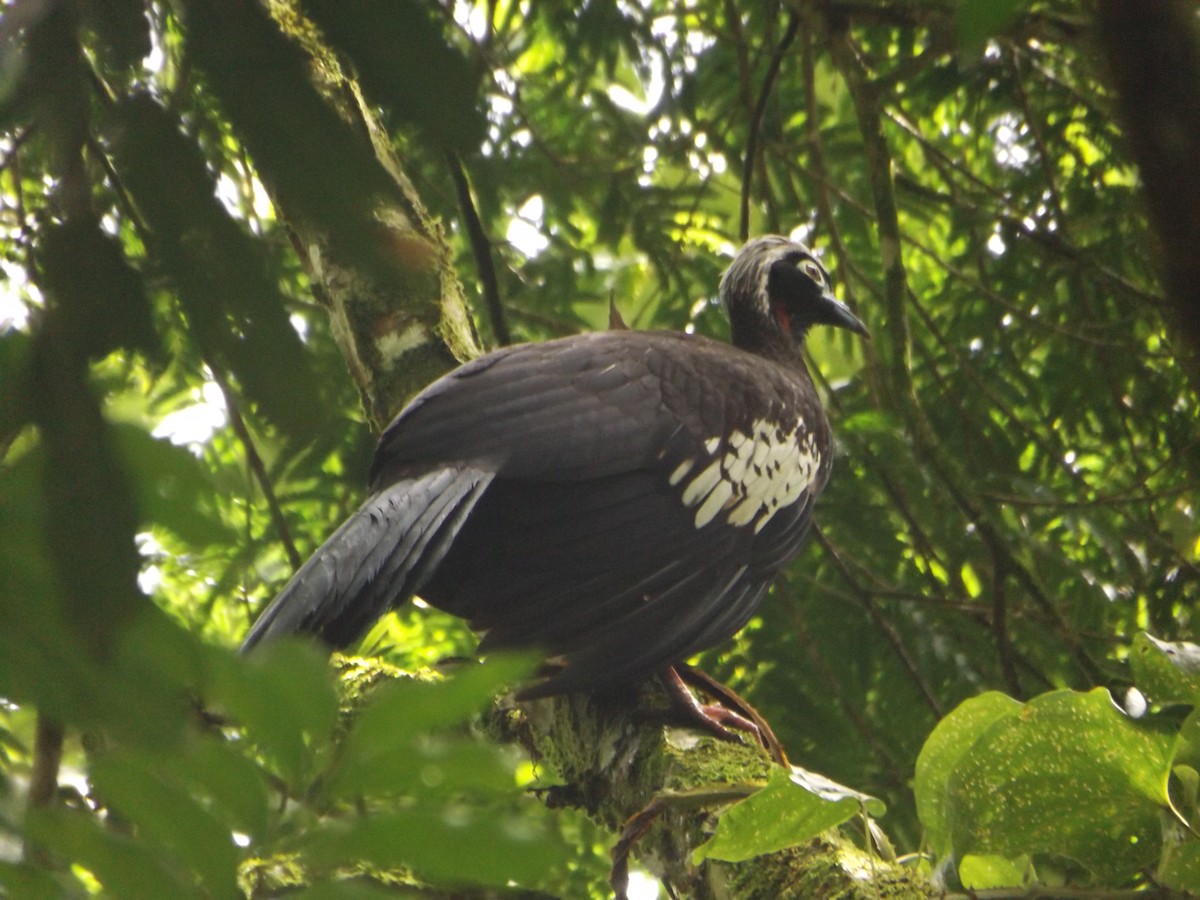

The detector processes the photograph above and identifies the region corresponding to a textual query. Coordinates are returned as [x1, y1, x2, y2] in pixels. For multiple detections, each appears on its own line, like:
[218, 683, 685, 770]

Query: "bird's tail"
[241, 465, 495, 653]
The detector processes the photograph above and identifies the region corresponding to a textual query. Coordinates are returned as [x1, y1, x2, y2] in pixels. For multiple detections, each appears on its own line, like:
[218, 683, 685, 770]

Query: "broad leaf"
[945, 689, 1175, 882]
[914, 691, 1022, 858]
[694, 766, 884, 864]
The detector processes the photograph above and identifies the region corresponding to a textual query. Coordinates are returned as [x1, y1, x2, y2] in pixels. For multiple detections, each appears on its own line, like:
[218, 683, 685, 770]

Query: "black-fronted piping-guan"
[243, 236, 867, 710]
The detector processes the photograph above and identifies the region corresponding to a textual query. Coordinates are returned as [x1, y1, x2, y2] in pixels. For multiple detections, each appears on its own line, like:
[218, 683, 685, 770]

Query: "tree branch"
[1096, 0, 1200, 398]
[209, 364, 303, 572]
[827, 24, 1105, 687]
[508, 684, 931, 899]
[739, 11, 800, 242]
[446, 151, 510, 346]
[23, 713, 64, 865]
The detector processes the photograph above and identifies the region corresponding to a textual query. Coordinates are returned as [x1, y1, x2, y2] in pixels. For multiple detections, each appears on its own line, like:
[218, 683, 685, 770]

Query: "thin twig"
[209, 366, 302, 572]
[991, 552, 1022, 697]
[739, 11, 800, 241]
[446, 151, 510, 345]
[814, 527, 945, 718]
[24, 713, 64, 865]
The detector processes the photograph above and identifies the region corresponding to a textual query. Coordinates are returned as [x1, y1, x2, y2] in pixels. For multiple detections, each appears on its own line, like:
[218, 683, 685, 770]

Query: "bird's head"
[720, 236, 868, 350]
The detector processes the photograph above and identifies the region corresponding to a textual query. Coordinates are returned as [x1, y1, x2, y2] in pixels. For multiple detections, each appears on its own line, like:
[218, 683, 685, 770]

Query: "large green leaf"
[25, 808, 202, 899]
[161, 736, 272, 841]
[110, 423, 234, 547]
[0, 859, 74, 898]
[1131, 633, 1200, 705]
[943, 689, 1175, 882]
[914, 691, 1023, 858]
[206, 641, 339, 787]
[90, 751, 241, 896]
[105, 93, 324, 443]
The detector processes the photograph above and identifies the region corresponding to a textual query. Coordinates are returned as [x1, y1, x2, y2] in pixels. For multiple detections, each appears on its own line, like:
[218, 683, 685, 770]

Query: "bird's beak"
[820, 289, 870, 338]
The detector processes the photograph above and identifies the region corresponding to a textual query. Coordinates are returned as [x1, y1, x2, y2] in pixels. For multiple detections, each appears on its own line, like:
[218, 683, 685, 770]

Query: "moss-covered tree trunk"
[267, 2, 480, 431]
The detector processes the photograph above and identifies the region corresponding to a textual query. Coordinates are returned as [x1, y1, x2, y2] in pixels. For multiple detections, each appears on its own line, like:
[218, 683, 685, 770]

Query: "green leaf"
[26, 808, 201, 899]
[914, 691, 1023, 858]
[36, 219, 156, 361]
[694, 767, 883, 864]
[206, 640, 339, 786]
[337, 656, 531, 756]
[955, 0, 1025, 54]
[105, 93, 324, 443]
[304, 801, 563, 887]
[945, 688, 1175, 882]
[0, 502, 197, 745]
[1131, 632, 1200, 705]
[90, 751, 241, 896]
[110, 423, 234, 547]
[329, 732, 514, 801]
[957, 853, 1030, 890]
[0, 860, 75, 898]
[328, 655, 533, 799]
[1160, 833, 1200, 894]
[169, 737, 272, 840]
[0, 444, 62, 708]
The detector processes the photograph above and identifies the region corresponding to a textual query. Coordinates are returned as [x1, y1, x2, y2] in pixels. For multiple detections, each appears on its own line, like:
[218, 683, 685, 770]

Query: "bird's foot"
[657, 665, 789, 765]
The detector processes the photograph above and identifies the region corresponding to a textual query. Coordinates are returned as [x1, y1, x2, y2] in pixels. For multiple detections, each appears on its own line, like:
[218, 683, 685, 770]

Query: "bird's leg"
[657, 666, 788, 765]
[674, 664, 788, 765]
[659, 666, 754, 740]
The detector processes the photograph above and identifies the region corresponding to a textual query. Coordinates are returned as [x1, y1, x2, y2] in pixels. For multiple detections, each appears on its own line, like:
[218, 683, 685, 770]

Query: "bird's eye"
[801, 260, 824, 283]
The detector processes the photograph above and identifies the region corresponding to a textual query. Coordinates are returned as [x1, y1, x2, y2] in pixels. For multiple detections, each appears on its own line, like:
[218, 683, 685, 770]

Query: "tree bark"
[1096, 0, 1200, 399]
[508, 686, 930, 898]
[268, 1, 481, 431]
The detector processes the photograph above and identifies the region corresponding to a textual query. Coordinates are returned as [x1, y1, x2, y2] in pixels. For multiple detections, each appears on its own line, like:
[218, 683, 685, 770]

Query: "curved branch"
[739, 12, 800, 242]
[446, 151, 510, 346]
[209, 364, 302, 572]
[24, 714, 64, 865]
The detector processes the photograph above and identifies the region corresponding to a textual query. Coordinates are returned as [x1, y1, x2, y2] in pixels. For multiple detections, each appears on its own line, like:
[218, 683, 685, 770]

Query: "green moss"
[721, 832, 929, 899]
[333, 653, 440, 713]
[239, 852, 307, 896]
[660, 727, 773, 792]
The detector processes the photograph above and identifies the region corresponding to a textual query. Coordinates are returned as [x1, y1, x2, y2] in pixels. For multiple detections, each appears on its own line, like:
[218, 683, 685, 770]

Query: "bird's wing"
[247, 329, 827, 686]
[371, 331, 760, 485]
[383, 331, 826, 692]
[241, 465, 495, 651]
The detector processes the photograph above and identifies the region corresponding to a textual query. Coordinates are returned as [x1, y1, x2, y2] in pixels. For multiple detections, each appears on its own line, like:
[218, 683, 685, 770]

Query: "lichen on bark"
[265, 0, 481, 431]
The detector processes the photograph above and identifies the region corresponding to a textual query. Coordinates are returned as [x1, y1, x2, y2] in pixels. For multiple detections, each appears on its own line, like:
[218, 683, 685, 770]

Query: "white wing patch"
[678, 418, 820, 533]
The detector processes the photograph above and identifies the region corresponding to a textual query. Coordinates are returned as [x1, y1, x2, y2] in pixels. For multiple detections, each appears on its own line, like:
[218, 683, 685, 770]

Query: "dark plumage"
[243, 236, 867, 697]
